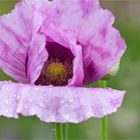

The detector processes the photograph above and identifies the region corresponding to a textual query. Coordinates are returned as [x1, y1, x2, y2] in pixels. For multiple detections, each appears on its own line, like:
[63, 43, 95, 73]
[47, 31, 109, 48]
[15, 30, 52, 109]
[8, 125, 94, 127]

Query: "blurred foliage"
[0, 0, 140, 140]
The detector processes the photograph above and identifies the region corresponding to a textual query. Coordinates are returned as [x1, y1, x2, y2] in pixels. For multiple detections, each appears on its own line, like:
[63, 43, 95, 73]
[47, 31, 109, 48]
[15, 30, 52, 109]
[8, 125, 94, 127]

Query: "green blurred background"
[0, 0, 140, 139]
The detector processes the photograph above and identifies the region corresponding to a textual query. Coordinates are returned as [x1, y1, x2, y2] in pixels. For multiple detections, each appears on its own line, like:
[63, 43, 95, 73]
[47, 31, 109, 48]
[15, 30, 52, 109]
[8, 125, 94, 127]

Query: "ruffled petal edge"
[0, 81, 125, 123]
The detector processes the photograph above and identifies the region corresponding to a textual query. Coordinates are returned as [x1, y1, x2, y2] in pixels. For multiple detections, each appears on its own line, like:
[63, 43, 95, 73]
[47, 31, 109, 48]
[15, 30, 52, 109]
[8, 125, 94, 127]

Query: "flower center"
[35, 42, 74, 86]
[45, 62, 67, 85]
[35, 58, 73, 86]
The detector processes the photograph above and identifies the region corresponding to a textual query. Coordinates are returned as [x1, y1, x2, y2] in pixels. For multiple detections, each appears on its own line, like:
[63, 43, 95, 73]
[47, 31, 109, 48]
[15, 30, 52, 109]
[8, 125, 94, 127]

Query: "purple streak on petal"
[0, 1, 34, 83]
[78, 9, 126, 84]
[0, 81, 125, 123]
[80, 0, 99, 16]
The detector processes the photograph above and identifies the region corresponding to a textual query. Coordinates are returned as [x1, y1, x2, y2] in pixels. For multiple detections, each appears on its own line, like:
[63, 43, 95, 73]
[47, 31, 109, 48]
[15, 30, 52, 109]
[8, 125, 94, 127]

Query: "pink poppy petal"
[32, 0, 99, 33]
[27, 33, 48, 84]
[0, 81, 125, 123]
[0, 81, 20, 118]
[0, 1, 34, 83]
[78, 8, 126, 84]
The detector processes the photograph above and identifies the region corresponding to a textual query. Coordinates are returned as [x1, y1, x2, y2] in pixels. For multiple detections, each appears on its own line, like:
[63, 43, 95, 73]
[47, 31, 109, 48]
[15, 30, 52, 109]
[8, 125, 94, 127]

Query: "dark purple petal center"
[35, 42, 74, 86]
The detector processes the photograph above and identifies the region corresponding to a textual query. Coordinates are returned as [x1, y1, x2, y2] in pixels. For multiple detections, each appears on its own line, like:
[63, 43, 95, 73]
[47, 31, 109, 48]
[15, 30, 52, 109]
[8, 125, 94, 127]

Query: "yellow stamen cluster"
[45, 62, 67, 86]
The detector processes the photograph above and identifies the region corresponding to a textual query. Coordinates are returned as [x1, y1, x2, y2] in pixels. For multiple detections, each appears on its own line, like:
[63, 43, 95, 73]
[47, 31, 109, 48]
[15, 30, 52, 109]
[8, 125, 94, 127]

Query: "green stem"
[101, 117, 108, 140]
[55, 123, 63, 140]
[63, 123, 68, 140]
[99, 80, 108, 140]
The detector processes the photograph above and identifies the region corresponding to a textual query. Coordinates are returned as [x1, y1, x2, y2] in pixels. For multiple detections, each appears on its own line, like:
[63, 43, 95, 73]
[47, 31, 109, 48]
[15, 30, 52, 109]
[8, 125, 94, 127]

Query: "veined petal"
[0, 1, 46, 83]
[30, 0, 99, 30]
[27, 33, 48, 84]
[0, 81, 125, 123]
[0, 1, 33, 83]
[32, 0, 99, 38]
[78, 8, 126, 84]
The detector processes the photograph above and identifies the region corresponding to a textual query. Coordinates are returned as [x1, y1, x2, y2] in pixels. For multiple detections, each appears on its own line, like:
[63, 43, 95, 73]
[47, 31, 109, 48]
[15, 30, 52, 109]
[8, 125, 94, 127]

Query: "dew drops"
[108, 98, 112, 102]
[29, 99, 33, 102]
[87, 111, 92, 116]
[13, 94, 16, 98]
[64, 114, 70, 120]
[26, 94, 29, 98]
[114, 99, 119, 104]
[102, 108, 106, 113]
[44, 94, 47, 97]
[96, 91, 101, 95]
[60, 91, 64, 94]
[67, 92, 72, 94]
[5, 109, 9, 113]
[16, 95, 20, 100]
[74, 94, 78, 98]
[111, 108, 117, 112]
[22, 88, 29, 94]
[69, 99, 74, 103]
[5, 100, 9, 105]
[60, 100, 64, 104]
[35, 87, 39, 90]
[39, 102, 46, 108]
[83, 103, 86, 106]
[64, 104, 69, 108]
[24, 105, 28, 109]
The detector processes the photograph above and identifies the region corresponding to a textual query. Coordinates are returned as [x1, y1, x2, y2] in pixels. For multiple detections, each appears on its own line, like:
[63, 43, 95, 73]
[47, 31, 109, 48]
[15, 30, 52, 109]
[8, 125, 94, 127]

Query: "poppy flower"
[0, 0, 126, 123]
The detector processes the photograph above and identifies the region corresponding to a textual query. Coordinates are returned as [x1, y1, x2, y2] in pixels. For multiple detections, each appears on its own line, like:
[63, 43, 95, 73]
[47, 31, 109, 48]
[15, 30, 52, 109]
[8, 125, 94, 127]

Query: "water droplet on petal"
[64, 114, 70, 120]
[13, 94, 16, 98]
[24, 105, 28, 109]
[22, 88, 29, 94]
[74, 94, 78, 98]
[112, 108, 117, 112]
[16, 94, 20, 100]
[44, 94, 47, 97]
[39, 102, 46, 108]
[35, 87, 39, 90]
[5, 100, 9, 105]
[60, 91, 64, 94]
[5, 109, 9, 113]
[96, 100, 100, 105]
[83, 103, 86, 106]
[26, 94, 30, 98]
[108, 98, 112, 102]
[87, 111, 92, 116]
[60, 100, 64, 104]
[64, 104, 69, 108]
[69, 99, 74, 103]
[102, 108, 106, 113]
[29, 99, 33, 102]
